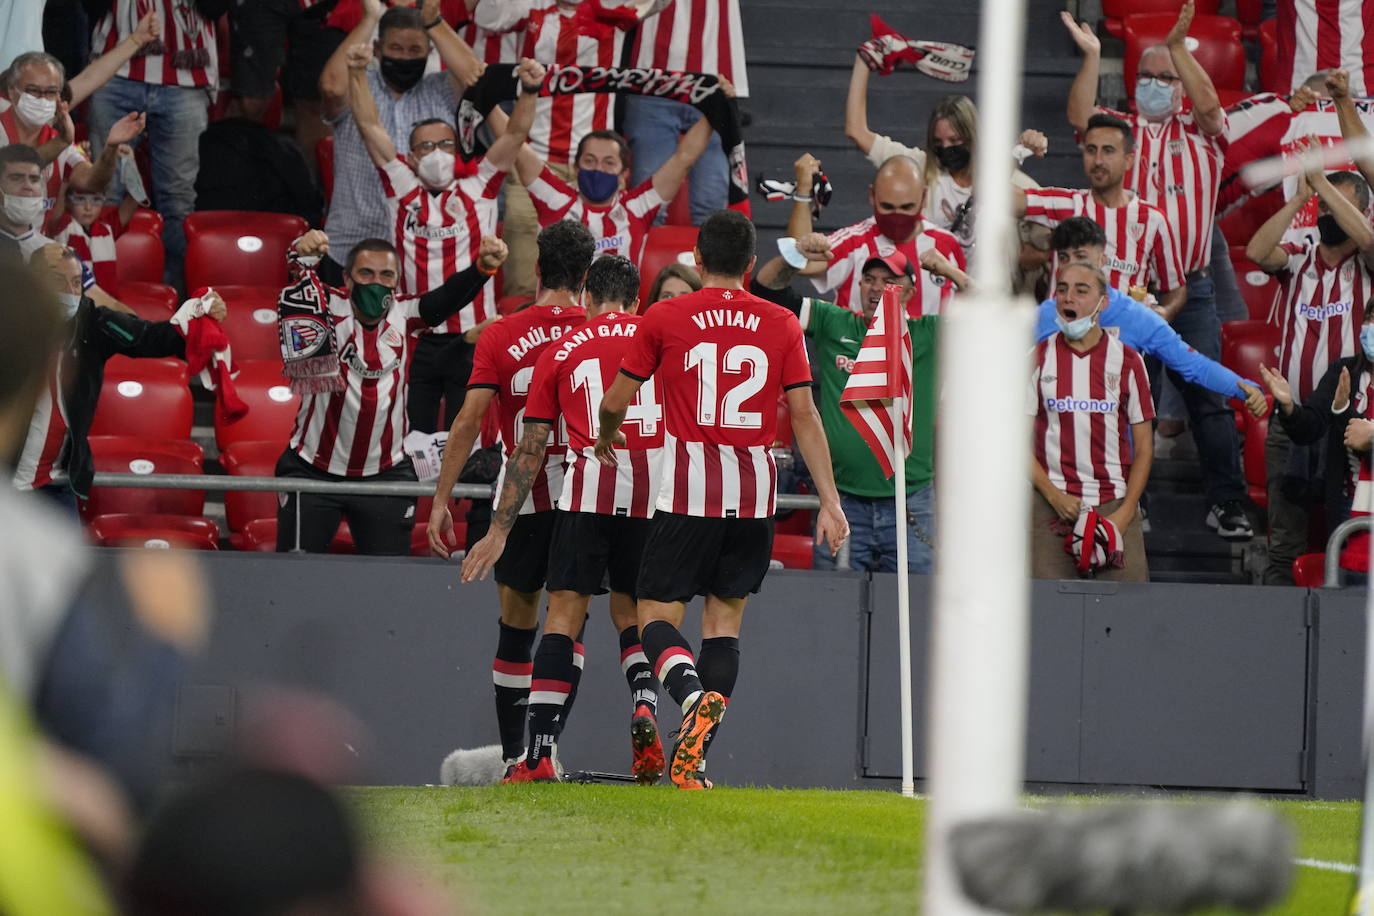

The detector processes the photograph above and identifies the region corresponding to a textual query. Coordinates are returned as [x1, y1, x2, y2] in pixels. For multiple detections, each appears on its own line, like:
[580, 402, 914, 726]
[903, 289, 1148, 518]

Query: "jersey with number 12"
[619, 288, 812, 519]
[526, 312, 664, 518]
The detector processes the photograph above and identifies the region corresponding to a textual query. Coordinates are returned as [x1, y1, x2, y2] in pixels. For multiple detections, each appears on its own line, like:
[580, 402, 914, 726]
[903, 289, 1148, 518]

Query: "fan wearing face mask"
[1247, 163, 1374, 585]
[1030, 262, 1155, 582]
[317, 0, 486, 287]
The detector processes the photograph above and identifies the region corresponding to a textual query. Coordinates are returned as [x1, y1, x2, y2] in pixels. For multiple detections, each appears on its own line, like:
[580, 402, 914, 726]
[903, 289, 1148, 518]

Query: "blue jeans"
[87, 77, 209, 292]
[622, 95, 727, 225]
[1147, 274, 1246, 506]
[813, 486, 936, 574]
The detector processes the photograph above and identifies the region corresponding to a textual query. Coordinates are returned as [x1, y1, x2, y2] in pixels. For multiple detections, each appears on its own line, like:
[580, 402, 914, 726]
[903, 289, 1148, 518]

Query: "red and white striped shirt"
[1100, 107, 1227, 274]
[527, 164, 664, 264]
[1219, 93, 1294, 217]
[813, 218, 966, 317]
[1029, 331, 1154, 507]
[1273, 231, 1374, 400]
[458, 19, 524, 65]
[468, 301, 588, 514]
[1022, 187, 1186, 294]
[377, 156, 502, 333]
[525, 311, 664, 518]
[0, 103, 89, 226]
[619, 287, 811, 519]
[91, 0, 219, 89]
[288, 283, 429, 477]
[1278, 98, 1374, 228]
[1275, 0, 1374, 96]
[12, 373, 68, 491]
[51, 216, 117, 292]
[626, 0, 750, 97]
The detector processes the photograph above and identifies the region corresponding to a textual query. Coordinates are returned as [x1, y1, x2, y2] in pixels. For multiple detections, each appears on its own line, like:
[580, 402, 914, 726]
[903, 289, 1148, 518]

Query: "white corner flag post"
[921, 0, 1032, 910]
[892, 387, 914, 799]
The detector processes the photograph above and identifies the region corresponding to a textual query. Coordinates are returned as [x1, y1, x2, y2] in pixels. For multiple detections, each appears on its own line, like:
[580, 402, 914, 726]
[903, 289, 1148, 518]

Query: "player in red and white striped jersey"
[426, 220, 594, 774]
[460, 256, 668, 784]
[1030, 262, 1154, 581]
[795, 154, 966, 317]
[596, 210, 848, 789]
[1275, 0, 1374, 96]
[274, 228, 505, 555]
[1014, 114, 1187, 313]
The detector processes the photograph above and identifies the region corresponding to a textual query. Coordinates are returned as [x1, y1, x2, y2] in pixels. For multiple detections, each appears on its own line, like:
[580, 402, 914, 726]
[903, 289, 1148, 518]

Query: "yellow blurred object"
[1128, 286, 1149, 302]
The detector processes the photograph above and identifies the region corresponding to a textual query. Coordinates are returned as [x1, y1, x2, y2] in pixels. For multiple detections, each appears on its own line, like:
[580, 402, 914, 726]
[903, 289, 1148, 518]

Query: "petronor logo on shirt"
[1044, 396, 1119, 414]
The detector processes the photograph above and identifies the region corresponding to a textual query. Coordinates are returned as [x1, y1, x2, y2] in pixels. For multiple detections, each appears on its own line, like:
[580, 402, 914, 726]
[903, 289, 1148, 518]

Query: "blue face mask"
[56, 292, 81, 320]
[577, 168, 620, 203]
[1055, 297, 1104, 341]
[1360, 324, 1374, 360]
[1135, 78, 1176, 119]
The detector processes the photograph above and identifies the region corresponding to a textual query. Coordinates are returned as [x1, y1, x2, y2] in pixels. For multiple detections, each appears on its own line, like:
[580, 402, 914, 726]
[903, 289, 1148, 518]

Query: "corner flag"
[839, 284, 913, 477]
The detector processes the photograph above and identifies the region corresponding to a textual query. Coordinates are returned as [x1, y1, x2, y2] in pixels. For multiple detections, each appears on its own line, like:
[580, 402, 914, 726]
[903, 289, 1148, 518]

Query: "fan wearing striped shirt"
[594, 210, 849, 789]
[1247, 163, 1374, 586]
[460, 255, 669, 785]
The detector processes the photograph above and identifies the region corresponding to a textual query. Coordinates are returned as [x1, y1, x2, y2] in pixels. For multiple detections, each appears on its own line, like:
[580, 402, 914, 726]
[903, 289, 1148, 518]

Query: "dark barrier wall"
[169, 553, 1362, 797]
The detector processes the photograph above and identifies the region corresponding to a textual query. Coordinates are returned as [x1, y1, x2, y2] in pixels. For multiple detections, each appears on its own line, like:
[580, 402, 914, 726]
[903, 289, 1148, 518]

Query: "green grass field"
[347, 787, 1364, 914]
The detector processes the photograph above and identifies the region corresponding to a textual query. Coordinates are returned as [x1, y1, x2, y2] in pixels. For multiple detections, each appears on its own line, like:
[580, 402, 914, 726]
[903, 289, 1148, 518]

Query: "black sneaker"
[1206, 500, 1253, 540]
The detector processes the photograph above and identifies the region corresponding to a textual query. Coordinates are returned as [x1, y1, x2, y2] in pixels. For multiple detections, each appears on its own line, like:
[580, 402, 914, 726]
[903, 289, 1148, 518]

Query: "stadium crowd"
[5, 0, 1374, 905]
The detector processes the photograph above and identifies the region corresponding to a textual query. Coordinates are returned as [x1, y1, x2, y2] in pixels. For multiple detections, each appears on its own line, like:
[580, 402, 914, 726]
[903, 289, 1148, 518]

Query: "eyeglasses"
[411, 139, 456, 154]
[21, 85, 61, 100]
[1137, 73, 1181, 87]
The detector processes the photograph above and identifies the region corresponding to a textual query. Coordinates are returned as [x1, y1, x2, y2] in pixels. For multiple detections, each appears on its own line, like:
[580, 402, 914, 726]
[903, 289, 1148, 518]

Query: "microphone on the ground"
[949, 801, 1294, 913]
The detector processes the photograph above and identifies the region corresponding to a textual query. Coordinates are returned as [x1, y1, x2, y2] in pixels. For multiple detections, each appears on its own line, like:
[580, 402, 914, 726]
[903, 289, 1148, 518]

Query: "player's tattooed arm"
[460, 420, 552, 584]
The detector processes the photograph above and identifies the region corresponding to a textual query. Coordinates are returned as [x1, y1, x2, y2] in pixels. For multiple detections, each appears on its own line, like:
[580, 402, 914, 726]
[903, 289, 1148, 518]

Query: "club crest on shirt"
[1167, 139, 1185, 154]
[1344, 261, 1357, 281]
[381, 325, 405, 349]
[1128, 223, 1145, 239]
[1106, 372, 1120, 388]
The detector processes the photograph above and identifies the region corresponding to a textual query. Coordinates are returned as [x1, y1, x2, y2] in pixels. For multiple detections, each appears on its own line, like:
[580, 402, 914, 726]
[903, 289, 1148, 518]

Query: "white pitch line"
[1295, 857, 1360, 875]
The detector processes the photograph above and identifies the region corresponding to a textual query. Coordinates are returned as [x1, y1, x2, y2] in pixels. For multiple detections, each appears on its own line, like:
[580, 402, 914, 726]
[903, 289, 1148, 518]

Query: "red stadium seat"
[1227, 245, 1280, 321]
[1222, 319, 1281, 386]
[1218, 186, 1285, 248]
[215, 285, 284, 361]
[117, 281, 177, 320]
[1259, 18, 1282, 94]
[216, 360, 299, 450]
[184, 211, 310, 290]
[115, 230, 165, 287]
[220, 440, 285, 537]
[317, 136, 334, 204]
[664, 175, 692, 226]
[771, 533, 814, 569]
[1102, 0, 1219, 39]
[125, 208, 164, 237]
[88, 513, 219, 550]
[1241, 411, 1269, 509]
[1233, 0, 1263, 40]
[637, 225, 699, 308]
[82, 436, 205, 521]
[1292, 553, 1325, 587]
[90, 358, 192, 440]
[237, 512, 443, 555]
[1123, 14, 1245, 93]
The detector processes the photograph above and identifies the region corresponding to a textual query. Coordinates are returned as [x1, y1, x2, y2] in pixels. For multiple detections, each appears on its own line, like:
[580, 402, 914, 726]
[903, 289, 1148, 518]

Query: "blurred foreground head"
[0, 257, 63, 463]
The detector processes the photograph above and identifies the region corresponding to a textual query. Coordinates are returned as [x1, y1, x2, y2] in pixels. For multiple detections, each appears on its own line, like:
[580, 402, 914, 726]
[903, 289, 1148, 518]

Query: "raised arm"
[844, 55, 878, 156]
[417, 237, 508, 326]
[71, 112, 146, 193]
[345, 44, 397, 168]
[1246, 171, 1314, 271]
[485, 59, 545, 173]
[1166, 0, 1223, 136]
[1327, 69, 1374, 189]
[755, 232, 832, 294]
[1310, 169, 1374, 250]
[487, 104, 547, 187]
[459, 420, 551, 582]
[651, 78, 733, 202]
[420, 0, 486, 92]
[785, 384, 849, 556]
[1061, 11, 1101, 133]
[320, 0, 385, 120]
[786, 153, 821, 245]
[67, 9, 159, 107]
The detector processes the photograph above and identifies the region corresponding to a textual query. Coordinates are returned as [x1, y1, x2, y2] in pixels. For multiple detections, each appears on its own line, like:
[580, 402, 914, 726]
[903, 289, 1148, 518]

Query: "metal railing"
[1324, 516, 1372, 588]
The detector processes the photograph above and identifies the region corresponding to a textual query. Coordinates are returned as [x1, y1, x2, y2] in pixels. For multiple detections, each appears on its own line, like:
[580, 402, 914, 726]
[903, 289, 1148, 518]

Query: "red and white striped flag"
[840, 285, 912, 478]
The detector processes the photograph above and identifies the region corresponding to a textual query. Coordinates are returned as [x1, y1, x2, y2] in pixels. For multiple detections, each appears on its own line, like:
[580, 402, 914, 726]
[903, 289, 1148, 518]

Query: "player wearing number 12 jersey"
[427, 220, 594, 777]
[596, 211, 850, 789]
[461, 256, 667, 784]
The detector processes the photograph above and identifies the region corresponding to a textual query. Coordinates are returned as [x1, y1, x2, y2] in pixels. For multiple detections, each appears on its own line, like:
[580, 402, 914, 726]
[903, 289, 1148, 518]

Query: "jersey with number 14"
[619, 288, 812, 519]
[526, 312, 664, 518]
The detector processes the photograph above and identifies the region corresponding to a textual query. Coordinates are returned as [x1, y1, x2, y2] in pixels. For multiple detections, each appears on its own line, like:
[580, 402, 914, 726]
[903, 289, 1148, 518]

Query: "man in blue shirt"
[1035, 218, 1268, 538]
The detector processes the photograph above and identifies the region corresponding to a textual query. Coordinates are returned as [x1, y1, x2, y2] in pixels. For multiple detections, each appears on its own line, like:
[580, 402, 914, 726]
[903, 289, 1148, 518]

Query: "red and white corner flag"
[840, 285, 912, 477]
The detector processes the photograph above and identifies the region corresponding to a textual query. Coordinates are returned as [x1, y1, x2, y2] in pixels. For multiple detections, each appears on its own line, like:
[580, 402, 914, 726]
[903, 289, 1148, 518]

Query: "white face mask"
[3, 193, 45, 228]
[14, 93, 57, 128]
[56, 291, 81, 319]
[416, 149, 455, 189]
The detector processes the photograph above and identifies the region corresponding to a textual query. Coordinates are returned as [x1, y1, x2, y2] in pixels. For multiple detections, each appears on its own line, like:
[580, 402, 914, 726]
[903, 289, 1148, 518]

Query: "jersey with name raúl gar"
[468, 302, 587, 513]
[619, 287, 811, 518]
[526, 311, 664, 518]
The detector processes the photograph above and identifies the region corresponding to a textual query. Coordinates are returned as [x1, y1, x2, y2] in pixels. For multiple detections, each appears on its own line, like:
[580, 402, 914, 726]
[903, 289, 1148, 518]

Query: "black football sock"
[640, 620, 703, 713]
[493, 621, 536, 762]
[619, 625, 657, 716]
[697, 636, 740, 770]
[526, 633, 574, 766]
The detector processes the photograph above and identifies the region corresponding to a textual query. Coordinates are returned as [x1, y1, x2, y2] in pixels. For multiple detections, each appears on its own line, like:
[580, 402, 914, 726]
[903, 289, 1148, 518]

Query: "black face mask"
[935, 143, 972, 173]
[380, 55, 426, 92]
[1318, 213, 1350, 248]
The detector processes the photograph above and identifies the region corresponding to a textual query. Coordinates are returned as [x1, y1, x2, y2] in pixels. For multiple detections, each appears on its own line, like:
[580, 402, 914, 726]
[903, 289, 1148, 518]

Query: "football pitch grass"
[348, 786, 1364, 914]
